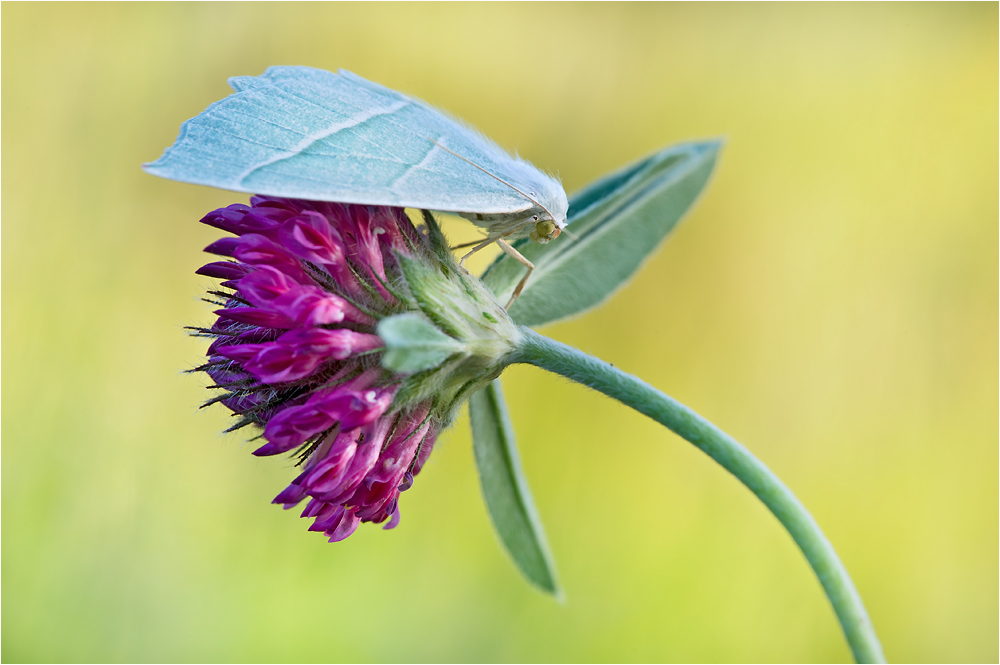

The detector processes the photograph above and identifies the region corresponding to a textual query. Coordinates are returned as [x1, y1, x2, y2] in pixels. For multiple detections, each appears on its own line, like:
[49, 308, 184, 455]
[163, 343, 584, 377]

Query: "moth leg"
[496, 238, 534, 309]
[458, 236, 499, 270]
[451, 238, 488, 251]
[458, 220, 535, 268]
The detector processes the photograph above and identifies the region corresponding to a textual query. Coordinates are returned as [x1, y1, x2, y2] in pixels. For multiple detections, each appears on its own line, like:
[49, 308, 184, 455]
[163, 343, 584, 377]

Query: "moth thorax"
[530, 220, 561, 244]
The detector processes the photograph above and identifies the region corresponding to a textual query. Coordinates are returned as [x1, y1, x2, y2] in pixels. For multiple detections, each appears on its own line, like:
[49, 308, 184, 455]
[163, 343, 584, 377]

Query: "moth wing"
[143, 66, 543, 215]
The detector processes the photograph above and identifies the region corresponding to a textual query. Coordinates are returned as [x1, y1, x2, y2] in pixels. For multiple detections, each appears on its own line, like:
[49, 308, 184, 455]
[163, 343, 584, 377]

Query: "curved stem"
[513, 327, 885, 663]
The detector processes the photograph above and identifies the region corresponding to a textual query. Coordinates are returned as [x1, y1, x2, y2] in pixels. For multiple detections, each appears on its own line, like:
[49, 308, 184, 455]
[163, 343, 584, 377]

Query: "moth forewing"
[144, 66, 571, 305]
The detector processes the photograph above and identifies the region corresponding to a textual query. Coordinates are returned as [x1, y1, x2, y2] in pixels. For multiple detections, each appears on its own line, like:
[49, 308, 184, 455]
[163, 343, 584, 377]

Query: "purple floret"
[192, 197, 438, 541]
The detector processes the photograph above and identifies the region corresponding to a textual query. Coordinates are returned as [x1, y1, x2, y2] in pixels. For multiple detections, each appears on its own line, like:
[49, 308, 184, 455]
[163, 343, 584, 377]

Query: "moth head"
[529, 218, 561, 244]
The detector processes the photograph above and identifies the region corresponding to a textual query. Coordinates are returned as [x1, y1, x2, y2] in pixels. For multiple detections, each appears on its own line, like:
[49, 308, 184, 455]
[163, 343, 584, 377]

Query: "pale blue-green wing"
[143, 66, 551, 215]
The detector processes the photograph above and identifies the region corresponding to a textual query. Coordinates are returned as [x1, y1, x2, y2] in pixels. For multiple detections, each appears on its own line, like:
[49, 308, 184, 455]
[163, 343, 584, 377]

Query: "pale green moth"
[144, 66, 569, 304]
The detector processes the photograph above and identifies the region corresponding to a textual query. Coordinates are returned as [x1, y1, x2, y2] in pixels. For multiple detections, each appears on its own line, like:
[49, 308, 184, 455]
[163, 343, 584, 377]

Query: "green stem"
[513, 327, 885, 663]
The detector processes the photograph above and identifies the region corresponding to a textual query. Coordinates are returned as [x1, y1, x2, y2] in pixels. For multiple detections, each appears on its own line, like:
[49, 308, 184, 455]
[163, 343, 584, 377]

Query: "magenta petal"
[309, 421, 388, 503]
[245, 344, 322, 384]
[204, 237, 241, 256]
[329, 388, 396, 431]
[233, 234, 312, 283]
[300, 498, 327, 519]
[207, 327, 278, 355]
[368, 418, 430, 485]
[215, 343, 264, 364]
[220, 392, 265, 413]
[348, 416, 429, 520]
[382, 504, 401, 530]
[327, 509, 361, 542]
[214, 307, 294, 329]
[206, 362, 253, 388]
[257, 384, 392, 455]
[303, 434, 358, 494]
[196, 261, 252, 280]
[272, 482, 309, 509]
[236, 265, 296, 306]
[305, 503, 361, 542]
[235, 208, 295, 236]
[277, 212, 345, 266]
[258, 402, 337, 455]
[200, 203, 252, 234]
[308, 503, 341, 531]
[281, 328, 381, 360]
[272, 287, 347, 326]
[227, 329, 378, 385]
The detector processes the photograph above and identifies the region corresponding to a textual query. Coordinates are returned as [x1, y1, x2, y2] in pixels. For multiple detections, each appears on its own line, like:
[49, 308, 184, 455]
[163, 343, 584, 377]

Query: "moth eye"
[535, 220, 556, 238]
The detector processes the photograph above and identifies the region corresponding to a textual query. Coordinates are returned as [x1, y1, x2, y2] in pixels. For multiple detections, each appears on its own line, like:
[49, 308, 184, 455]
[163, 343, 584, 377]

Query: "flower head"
[192, 197, 519, 541]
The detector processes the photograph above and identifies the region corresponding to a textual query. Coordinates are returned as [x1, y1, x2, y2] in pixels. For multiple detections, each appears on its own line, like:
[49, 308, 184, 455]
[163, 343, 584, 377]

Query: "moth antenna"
[427, 138, 558, 222]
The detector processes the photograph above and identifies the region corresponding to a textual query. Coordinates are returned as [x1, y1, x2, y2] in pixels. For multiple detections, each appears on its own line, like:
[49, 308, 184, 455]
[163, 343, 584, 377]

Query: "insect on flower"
[144, 66, 569, 306]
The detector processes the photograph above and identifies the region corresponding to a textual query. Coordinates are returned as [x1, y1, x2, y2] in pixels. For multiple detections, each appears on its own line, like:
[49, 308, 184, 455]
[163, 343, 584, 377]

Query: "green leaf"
[377, 313, 463, 373]
[469, 380, 561, 597]
[482, 140, 722, 327]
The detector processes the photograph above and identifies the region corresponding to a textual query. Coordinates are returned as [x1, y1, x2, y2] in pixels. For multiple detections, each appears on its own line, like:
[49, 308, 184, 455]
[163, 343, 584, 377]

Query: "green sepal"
[377, 313, 463, 373]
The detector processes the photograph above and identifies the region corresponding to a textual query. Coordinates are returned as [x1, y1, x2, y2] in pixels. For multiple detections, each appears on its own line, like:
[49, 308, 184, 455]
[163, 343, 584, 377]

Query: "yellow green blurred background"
[3, 3, 996, 662]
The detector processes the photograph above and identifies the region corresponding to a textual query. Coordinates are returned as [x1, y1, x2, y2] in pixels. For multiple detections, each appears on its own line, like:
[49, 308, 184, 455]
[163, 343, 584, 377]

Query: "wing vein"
[386, 137, 440, 188]
[236, 99, 411, 186]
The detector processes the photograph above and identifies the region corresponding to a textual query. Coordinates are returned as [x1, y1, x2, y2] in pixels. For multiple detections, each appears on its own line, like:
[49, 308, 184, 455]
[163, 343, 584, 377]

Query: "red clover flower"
[191, 196, 519, 541]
